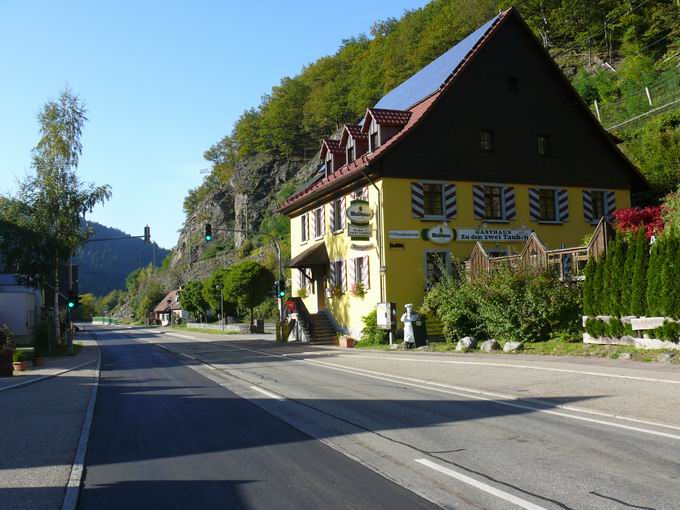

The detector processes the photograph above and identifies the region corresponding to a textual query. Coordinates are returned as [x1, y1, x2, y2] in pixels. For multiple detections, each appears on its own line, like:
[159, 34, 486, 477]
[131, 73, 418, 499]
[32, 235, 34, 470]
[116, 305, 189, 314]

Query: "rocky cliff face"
[170, 151, 320, 282]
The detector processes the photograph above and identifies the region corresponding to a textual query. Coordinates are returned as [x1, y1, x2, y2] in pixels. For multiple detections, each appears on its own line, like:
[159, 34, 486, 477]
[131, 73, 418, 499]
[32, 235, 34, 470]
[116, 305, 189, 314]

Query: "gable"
[379, 12, 646, 191]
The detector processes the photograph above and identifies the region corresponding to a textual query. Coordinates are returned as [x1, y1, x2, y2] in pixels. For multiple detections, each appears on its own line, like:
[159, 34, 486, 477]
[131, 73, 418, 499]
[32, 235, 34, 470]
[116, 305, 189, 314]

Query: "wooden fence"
[467, 218, 613, 279]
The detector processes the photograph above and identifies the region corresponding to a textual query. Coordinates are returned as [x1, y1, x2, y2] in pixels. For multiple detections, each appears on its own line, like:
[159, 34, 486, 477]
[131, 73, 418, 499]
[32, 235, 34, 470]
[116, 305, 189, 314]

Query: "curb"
[0, 357, 97, 393]
[61, 334, 102, 510]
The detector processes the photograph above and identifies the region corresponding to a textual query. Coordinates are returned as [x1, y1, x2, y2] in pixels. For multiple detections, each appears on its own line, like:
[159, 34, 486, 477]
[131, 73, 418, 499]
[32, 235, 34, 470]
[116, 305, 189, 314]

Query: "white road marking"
[166, 333, 196, 340]
[337, 354, 680, 385]
[0, 359, 97, 392]
[180, 353, 196, 360]
[62, 337, 101, 510]
[415, 458, 547, 510]
[249, 385, 285, 400]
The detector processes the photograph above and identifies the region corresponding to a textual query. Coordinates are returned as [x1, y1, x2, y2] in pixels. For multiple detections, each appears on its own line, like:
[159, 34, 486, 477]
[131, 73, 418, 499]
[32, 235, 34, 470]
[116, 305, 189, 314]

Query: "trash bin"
[412, 316, 427, 347]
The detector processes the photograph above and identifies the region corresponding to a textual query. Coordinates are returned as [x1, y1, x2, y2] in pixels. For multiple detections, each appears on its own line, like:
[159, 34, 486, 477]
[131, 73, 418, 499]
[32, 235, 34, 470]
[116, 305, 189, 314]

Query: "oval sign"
[346, 200, 373, 226]
[426, 224, 454, 245]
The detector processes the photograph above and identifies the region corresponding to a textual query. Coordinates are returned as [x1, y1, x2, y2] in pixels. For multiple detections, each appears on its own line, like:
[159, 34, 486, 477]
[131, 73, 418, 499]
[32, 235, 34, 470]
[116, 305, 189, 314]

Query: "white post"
[594, 100, 601, 121]
[645, 86, 653, 106]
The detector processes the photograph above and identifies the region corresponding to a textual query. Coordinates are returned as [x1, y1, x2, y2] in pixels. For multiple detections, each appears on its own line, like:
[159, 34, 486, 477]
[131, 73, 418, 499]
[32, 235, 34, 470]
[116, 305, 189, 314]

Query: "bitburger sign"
[346, 199, 373, 226]
[422, 224, 454, 245]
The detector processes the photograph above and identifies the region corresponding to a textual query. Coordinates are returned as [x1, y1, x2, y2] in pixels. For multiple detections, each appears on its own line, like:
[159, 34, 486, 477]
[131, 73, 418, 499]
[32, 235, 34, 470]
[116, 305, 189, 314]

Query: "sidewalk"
[0, 338, 99, 392]
[0, 333, 99, 510]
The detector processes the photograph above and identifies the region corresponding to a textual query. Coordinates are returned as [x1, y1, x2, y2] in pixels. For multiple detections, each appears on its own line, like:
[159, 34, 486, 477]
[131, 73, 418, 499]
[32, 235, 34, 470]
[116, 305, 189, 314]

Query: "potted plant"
[13, 350, 28, 372]
[338, 334, 355, 348]
[350, 282, 365, 298]
[297, 288, 308, 299]
[329, 285, 343, 298]
[0, 324, 16, 377]
[32, 348, 44, 367]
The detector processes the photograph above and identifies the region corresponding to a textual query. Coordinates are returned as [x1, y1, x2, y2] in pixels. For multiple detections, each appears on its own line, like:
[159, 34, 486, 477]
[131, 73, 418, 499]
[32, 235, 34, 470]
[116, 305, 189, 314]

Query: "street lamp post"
[215, 284, 224, 331]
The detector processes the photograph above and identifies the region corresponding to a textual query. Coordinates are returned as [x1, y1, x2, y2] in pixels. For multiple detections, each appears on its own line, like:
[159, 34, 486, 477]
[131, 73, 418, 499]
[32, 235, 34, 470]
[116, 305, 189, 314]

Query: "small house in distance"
[153, 290, 187, 326]
[279, 8, 647, 340]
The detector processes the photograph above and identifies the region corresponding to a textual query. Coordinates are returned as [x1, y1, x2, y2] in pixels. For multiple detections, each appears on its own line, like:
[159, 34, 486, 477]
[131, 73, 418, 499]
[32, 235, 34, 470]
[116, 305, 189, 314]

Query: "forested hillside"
[75, 221, 169, 296]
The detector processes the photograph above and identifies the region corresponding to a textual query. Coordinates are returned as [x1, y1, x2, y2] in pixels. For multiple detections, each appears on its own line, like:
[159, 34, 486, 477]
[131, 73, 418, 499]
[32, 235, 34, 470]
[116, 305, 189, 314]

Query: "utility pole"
[216, 284, 224, 331]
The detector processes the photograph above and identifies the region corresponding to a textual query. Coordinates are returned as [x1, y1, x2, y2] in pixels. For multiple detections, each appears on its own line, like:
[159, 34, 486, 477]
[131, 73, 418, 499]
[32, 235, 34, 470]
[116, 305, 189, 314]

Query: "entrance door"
[315, 271, 326, 311]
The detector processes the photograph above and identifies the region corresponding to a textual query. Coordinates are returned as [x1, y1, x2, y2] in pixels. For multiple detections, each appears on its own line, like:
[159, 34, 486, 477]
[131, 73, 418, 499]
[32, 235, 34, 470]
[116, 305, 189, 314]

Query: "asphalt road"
[79, 327, 438, 510]
[81, 326, 680, 509]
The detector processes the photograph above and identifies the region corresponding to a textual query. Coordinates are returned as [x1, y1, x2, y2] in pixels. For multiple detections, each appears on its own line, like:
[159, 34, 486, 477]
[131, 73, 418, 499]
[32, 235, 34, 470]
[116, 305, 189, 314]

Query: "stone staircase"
[309, 312, 336, 345]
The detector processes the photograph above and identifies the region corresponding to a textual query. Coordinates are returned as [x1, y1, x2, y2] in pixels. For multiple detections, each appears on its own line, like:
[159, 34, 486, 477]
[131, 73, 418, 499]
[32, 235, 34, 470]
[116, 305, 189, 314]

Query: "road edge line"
[61, 334, 102, 510]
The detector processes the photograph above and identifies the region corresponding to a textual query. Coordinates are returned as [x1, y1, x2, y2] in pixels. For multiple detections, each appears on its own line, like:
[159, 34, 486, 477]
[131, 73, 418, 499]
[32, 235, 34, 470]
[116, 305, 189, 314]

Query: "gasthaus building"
[279, 8, 647, 340]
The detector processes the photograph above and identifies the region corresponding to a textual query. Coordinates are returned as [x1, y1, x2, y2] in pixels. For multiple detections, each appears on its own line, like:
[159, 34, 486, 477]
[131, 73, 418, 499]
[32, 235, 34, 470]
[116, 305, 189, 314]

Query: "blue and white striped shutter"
[329, 262, 336, 288]
[349, 258, 356, 284]
[320, 207, 326, 235]
[329, 201, 336, 231]
[444, 184, 457, 219]
[311, 211, 316, 238]
[528, 188, 540, 221]
[340, 196, 346, 228]
[411, 183, 424, 218]
[606, 191, 616, 221]
[583, 190, 594, 223]
[362, 256, 370, 289]
[504, 186, 516, 220]
[472, 185, 485, 219]
[341, 260, 347, 292]
[557, 189, 569, 222]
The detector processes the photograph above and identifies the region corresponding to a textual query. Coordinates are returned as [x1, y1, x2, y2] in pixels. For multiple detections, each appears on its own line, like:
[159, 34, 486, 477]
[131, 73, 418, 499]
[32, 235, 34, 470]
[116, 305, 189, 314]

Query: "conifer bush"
[630, 228, 649, 316]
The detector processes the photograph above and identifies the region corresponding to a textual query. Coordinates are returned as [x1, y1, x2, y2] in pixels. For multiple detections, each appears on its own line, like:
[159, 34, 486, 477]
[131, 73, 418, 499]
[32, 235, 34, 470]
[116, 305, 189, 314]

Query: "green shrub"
[585, 318, 606, 338]
[13, 350, 24, 362]
[32, 320, 50, 353]
[359, 310, 387, 345]
[585, 317, 633, 338]
[651, 320, 680, 342]
[424, 264, 581, 343]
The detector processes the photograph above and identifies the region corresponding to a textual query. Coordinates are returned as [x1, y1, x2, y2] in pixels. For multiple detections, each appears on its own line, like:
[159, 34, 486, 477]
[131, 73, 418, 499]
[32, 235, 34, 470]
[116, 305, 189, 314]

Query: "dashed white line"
[415, 458, 547, 510]
[249, 385, 285, 401]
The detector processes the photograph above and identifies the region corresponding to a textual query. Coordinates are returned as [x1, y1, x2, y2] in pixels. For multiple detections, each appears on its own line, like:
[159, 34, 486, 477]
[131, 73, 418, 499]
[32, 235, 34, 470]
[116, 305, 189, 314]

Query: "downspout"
[357, 161, 385, 303]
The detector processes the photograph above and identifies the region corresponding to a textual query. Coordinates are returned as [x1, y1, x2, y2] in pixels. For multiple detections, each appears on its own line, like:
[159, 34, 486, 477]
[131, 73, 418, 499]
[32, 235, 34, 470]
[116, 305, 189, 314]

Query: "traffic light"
[274, 279, 286, 299]
[67, 290, 80, 309]
[204, 223, 213, 242]
[144, 225, 151, 244]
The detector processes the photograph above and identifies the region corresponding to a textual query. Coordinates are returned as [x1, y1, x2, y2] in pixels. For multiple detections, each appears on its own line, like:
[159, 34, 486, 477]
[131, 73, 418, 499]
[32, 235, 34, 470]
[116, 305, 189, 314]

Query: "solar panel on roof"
[374, 13, 501, 111]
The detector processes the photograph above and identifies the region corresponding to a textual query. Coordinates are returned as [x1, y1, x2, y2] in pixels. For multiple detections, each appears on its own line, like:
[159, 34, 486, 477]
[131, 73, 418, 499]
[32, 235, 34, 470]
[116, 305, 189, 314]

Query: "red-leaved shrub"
[612, 207, 664, 239]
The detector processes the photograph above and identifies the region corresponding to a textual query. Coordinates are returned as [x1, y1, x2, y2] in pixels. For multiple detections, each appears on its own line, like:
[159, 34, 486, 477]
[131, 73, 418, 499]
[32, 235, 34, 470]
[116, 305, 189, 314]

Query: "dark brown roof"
[362, 108, 412, 132]
[288, 242, 330, 269]
[153, 290, 182, 313]
[319, 139, 345, 160]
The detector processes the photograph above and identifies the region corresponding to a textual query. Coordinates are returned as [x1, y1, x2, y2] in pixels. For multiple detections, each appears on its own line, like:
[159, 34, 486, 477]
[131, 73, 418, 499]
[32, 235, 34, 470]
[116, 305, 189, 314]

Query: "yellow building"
[279, 9, 646, 341]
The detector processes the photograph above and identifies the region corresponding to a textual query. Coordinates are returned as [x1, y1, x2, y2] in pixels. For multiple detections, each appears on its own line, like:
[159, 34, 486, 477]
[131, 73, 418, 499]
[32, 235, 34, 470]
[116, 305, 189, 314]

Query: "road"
[80, 326, 680, 509]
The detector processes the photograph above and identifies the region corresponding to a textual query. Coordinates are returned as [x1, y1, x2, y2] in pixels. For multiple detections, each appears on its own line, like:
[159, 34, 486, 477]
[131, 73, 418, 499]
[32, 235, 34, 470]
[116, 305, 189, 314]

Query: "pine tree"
[608, 238, 626, 317]
[659, 237, 679, 318]
[666, 238, 680, 319]
[592, 255, 606, 315]
[583, 258, 597, 316]
[646, 238, 663, 316]
[630, 228, 649, 316]
[620, 233, 636, 315]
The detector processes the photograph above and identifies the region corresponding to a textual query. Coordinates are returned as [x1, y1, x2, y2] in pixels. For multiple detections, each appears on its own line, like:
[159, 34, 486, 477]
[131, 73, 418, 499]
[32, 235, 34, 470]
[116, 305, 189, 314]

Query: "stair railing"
[291, 297, 314, 340]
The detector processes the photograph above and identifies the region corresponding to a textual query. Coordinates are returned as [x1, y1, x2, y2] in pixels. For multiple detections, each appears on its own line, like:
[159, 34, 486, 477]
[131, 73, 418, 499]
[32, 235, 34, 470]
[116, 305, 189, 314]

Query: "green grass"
[355, 342, 392, 351]
[171, 325, 238, 336]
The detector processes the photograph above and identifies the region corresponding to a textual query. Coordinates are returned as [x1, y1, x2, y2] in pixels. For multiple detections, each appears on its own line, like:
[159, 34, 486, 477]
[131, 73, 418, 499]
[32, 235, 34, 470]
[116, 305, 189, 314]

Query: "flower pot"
[338, 337, 355, 348]
[13, 361, 28, 372]
[32, 357, 44, 367]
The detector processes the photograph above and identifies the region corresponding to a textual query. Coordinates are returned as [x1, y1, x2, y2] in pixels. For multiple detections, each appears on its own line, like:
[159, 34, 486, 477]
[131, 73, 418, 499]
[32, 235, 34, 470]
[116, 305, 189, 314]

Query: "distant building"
[279, 8, 647, 339]
[0, 271, 42, 344]
[154, 290, 188, 326]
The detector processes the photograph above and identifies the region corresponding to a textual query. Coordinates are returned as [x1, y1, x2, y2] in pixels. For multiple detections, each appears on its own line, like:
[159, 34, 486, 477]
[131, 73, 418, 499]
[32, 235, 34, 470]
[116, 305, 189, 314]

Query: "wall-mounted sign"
[351, 243, 375, 251]
[455, 228, 531, 242]
[388, 230, 420, 239]
[348, 224, 372, 241]
[346, 199, 373, 226]
[423, 224, 454, 245]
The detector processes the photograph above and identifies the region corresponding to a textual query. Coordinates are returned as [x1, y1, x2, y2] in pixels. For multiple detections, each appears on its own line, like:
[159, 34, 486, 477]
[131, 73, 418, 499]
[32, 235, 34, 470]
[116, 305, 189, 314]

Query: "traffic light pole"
[209, 227, 285, 341]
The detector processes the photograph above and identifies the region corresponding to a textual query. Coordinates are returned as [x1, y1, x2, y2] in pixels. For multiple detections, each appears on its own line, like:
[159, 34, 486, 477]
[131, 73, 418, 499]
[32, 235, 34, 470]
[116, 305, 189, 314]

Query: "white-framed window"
[313, 207, 324, 238]
[346, 144, 354, 163]
[480, 130, 494, 152]
[591, 190, 606, 220]
[538, 188, 557, 221]
[422, 182, 444, 218]
[483, 185, 504, 220]
[352, 187, 368, 200]
[331, 198, 343, 233]
[300, 214, 308, 243]
[354, 257, 364, 285]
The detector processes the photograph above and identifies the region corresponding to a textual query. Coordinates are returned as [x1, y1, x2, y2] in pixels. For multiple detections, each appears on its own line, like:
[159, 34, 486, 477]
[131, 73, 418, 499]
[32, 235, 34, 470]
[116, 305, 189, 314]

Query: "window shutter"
[583, 190, 593, 223]
[472, 185, 485, 219]
[341, 260, 347, 292]
[361, 187, 368, 200]
[321, 206, 326, 235]
[297, 269, 303, 289]
[340, 196, 346, 228]
[504, 186, 516, 220]
[362, 255, 370, 289]
[329, 262, 336, 288]
[557, 189, 569, 222]
[606, 191, 616, 221]
[411, 182, 424, 218]
[349, 257, 356, 284]
[444, 184, 457, 219]
[330, 201, 336, 231]
[528, 188, 540, 221]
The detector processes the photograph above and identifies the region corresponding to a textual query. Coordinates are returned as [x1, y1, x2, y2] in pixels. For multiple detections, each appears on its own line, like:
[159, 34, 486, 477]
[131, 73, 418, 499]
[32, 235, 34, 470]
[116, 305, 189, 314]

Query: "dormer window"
[325, 159, 332, 176]
[369, 132, 378, 152]
[481, 130, 494, 152]
[346, 145, 354, 163]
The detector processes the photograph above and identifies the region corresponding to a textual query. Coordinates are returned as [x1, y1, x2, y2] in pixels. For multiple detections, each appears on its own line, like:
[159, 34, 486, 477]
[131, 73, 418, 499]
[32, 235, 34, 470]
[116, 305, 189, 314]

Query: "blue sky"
[0, 0, 429, 249]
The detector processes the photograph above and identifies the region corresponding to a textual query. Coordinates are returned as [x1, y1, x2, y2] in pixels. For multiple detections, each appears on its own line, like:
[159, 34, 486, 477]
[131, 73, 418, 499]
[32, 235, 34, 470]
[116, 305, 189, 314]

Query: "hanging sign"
[388, 230, 420, 239]
[422, 224, 454, 245]
[346, 199, 373, 226]
[348, 224, 372, 241]
[455, 228, 531, 242]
